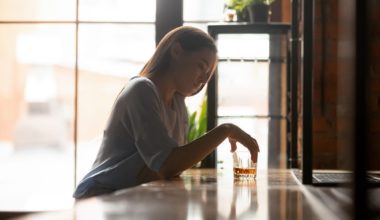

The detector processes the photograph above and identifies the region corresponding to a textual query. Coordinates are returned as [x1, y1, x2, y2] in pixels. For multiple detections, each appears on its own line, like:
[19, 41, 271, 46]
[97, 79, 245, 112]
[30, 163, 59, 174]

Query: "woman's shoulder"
[122, 76, 156, 95]
[117, 76, 158, 103]
[128, 76, 154, 89]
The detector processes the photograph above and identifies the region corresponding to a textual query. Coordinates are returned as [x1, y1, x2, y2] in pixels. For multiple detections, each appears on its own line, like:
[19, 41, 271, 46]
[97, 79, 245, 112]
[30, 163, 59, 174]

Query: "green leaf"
[187, 95, 208, 143]
[197, 96, 207, 136]
[187, 111, 197, 142]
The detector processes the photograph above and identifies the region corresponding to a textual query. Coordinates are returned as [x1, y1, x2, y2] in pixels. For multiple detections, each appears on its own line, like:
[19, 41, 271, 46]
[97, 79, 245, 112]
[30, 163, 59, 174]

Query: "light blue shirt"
[73, 76, 188, 199]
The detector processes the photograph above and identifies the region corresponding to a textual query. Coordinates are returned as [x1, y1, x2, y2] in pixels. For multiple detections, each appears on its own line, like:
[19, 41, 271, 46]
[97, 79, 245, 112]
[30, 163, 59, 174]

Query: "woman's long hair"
[139, 26, 217, 81]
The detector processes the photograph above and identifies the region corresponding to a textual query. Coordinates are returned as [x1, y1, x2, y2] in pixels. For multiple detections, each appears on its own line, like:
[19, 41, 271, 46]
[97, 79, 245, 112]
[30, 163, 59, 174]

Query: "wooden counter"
[13, 169, 353, 220]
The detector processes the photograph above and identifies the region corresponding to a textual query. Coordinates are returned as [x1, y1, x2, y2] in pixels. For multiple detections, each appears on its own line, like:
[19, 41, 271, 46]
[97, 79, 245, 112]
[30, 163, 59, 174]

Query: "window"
[0, 0, 76, 21]
[182, 0, 225, 127]
[0, 23, 76, 211]
[184, 1, 284, 170]
[0, 0, 156, 210]
[183, 0, 225, 31]
[214, 33, 271, 171]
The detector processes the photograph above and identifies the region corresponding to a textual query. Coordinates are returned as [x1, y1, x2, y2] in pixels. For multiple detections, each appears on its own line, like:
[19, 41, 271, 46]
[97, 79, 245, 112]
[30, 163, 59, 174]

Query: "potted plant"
[227, 0, 275, 23]
[226, 0, 249, 22]
[244, 0, 275, 23]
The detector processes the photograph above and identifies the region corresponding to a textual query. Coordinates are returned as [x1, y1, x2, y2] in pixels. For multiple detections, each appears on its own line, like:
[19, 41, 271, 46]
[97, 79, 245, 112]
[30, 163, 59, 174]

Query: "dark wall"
[296, 0, 380, 169]
[312, 0, 339, 168]
[367, 0, 380, 169]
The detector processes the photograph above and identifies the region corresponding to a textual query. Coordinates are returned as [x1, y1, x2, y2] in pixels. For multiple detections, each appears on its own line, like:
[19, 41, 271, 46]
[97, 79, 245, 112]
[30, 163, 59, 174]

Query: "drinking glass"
[232, 151, 257, 179]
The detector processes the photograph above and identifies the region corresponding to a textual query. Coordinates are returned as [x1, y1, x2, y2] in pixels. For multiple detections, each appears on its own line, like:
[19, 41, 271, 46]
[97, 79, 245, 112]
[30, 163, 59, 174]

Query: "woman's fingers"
[240, 133, 259, 152]
[244, 137, 259, 163]
[251, 149, 258, 163]
[236, 135, 258, 163]
[251, 137, 260, 152]
[241, 134, 260, 163]
[250, 146, 259, 163]
[229, 137, 237, 152]
[226, 123, 260, 162]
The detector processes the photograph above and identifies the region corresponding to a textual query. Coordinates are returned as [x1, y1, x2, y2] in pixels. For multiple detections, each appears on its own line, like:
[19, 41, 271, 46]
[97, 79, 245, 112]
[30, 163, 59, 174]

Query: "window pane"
[77, 24, 155, 181]
[217, 34, 270, 59]
[217, 61, 269, 116]
[79, 0, 156, 22]
[183, 0, 225, 22]
[0, 24, 75, 210]
[0, 0, 75, 21]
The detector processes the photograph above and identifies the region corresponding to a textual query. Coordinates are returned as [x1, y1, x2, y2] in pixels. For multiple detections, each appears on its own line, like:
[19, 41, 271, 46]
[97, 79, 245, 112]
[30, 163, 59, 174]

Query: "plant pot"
[236, 9, 249, 22]
[247, 3, 270, 23]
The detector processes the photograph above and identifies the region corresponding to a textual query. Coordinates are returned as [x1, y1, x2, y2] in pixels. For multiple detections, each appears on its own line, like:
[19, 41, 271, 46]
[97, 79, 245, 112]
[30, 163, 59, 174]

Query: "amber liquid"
[234, 167, 257, 179]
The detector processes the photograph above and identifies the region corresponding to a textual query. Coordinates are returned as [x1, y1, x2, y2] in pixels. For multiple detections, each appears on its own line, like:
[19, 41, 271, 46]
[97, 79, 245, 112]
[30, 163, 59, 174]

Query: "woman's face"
[171, 46, 217, 97]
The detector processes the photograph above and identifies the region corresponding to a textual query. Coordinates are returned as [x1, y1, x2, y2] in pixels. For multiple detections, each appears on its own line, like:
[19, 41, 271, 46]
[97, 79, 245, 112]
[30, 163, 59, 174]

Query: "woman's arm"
[158, 123, 260, 178]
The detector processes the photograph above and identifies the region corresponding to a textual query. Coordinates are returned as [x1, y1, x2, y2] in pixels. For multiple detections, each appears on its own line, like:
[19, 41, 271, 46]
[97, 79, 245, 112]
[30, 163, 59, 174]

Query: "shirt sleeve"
[119, 79, 178, 172]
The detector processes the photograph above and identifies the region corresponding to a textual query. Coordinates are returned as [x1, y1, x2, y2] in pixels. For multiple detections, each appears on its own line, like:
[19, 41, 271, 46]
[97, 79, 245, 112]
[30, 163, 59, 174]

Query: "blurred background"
[0, 0, 286, 211]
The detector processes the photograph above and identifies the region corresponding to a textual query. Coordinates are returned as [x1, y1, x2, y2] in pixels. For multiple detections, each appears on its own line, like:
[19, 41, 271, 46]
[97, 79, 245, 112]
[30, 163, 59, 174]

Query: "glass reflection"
[228, 180, 258, 219]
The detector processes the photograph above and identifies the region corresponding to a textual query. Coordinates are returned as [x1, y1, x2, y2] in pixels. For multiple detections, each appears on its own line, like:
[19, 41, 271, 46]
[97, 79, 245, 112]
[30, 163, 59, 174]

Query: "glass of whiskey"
[233, 150, 257, 179]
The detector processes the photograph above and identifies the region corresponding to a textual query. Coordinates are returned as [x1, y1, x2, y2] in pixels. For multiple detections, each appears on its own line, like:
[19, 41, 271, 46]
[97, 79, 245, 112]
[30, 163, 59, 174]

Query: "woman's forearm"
[158, 123, 231, 178]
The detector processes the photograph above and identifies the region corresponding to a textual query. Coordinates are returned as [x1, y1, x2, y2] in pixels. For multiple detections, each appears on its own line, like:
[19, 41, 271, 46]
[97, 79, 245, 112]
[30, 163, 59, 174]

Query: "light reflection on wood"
[14, 169, 354, 220]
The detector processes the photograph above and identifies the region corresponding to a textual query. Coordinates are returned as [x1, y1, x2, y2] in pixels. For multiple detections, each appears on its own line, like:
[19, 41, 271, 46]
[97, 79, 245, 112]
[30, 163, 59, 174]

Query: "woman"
[73, 26, 260, 199]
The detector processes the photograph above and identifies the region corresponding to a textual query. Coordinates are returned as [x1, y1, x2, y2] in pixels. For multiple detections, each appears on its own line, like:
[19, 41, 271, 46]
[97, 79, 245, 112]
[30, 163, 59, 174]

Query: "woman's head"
[140, 26, 218, 96]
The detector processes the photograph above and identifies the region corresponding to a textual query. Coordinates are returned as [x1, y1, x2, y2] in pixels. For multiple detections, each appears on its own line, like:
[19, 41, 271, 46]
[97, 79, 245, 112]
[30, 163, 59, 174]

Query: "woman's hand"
[224, 123, 260, 163]
[228, 137, 238, 152]
[159, 122, 259, 178]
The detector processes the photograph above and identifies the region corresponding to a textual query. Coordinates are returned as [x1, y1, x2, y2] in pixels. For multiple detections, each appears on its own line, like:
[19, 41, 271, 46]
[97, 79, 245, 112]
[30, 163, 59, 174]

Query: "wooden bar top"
[13, 169, 354, 220]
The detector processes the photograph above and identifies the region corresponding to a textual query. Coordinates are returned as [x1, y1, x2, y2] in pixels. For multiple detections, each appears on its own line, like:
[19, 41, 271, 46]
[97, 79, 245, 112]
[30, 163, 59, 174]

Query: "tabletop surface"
[13, 169, 357, 220]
